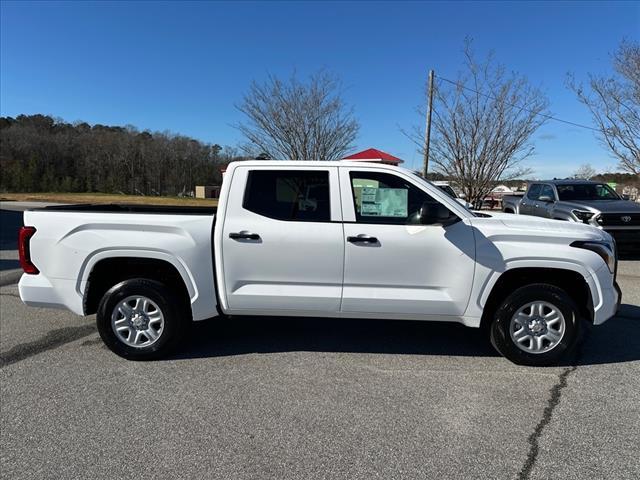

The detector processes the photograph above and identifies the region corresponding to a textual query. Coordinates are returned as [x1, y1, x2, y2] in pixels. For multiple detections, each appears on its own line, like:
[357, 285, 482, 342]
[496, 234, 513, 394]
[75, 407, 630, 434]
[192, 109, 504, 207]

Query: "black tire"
[489, 284, 582, 366]
[96, 278, 187, 360]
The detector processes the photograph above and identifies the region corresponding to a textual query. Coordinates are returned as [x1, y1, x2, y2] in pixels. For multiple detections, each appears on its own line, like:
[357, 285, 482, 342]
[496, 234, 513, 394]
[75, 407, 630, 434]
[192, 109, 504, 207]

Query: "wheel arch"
[480, 267, 594, 330]
[83, 254, 193, 316]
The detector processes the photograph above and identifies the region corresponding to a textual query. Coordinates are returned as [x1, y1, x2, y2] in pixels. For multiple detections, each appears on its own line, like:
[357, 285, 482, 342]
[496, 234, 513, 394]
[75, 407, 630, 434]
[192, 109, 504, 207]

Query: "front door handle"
[229, 231, 261, 240]
[347, 235, 378, 244]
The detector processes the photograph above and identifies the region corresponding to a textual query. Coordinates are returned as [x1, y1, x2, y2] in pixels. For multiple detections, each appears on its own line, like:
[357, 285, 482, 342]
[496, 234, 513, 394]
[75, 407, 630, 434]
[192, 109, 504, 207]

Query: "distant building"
[343, 148, 404, 166]
[195, 185, 221, 199]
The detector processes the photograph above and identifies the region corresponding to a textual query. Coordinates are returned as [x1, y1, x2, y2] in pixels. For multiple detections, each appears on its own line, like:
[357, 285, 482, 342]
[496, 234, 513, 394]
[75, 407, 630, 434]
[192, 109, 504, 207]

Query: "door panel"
[535, 184, 556, 218]
[520, 184, 542, 215]
[339, 168, 476, 317]
[221, 167, 344, 313]
[342, 222, 476, 315]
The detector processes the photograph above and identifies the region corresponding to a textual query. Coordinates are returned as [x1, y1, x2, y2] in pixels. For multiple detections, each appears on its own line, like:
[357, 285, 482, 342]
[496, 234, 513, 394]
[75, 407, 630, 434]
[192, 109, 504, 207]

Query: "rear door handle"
[229, 231, 261, 240]
[347, 235, 378, 244]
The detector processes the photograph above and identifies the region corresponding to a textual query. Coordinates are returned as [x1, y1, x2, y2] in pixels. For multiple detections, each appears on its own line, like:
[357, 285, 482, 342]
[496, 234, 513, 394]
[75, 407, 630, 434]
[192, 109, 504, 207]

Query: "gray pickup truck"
[502, 179, 639, 252]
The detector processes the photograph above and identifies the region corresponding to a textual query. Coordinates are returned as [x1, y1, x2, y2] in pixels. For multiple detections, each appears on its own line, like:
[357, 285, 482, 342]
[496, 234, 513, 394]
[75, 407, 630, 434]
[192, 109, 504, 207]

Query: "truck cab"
[217, 164, 475, 318]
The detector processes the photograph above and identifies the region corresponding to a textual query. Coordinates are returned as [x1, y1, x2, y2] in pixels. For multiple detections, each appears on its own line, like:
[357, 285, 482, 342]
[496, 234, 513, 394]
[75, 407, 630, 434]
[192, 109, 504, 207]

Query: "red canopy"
[343, 148, 403, 164]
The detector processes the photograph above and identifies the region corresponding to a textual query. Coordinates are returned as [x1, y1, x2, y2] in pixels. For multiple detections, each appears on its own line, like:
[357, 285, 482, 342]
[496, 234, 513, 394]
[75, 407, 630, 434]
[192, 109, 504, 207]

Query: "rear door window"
[243, 170, 330, 222]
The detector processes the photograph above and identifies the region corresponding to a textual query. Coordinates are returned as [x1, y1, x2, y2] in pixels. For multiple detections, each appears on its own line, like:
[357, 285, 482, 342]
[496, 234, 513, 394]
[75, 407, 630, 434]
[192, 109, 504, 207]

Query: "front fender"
[477, 258, 601, 312]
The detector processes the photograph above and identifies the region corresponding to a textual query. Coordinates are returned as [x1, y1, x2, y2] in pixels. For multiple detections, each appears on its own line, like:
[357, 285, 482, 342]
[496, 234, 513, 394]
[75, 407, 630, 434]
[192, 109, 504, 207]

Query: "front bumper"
[590, 263, 621, 325]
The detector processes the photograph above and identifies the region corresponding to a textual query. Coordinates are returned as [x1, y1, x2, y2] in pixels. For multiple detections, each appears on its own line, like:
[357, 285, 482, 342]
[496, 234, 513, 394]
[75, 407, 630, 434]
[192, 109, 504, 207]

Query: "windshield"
[556, 183, 620, 201]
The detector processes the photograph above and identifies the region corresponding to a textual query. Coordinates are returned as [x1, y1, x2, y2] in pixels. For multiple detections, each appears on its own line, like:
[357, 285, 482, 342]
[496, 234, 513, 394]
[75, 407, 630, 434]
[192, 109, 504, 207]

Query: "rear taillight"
[18, 226, 39, 274]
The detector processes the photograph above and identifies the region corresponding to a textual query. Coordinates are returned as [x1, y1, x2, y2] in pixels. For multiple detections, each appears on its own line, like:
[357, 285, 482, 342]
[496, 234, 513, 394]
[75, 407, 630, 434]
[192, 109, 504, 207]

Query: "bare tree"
[569, 40, 640, 175]
[573, 163, 597, 180]
[406, 40, 549, 207]
[236, 71, 359, 160]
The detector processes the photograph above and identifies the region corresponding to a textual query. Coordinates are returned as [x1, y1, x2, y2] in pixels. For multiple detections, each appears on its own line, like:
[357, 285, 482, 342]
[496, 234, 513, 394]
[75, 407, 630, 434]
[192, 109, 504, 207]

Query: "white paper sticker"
[360, 188, 408, 217]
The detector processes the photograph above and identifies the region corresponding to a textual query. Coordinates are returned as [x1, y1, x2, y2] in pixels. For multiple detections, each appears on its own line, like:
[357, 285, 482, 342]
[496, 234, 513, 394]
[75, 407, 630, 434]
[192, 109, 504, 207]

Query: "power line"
[436, 75, 600, 132]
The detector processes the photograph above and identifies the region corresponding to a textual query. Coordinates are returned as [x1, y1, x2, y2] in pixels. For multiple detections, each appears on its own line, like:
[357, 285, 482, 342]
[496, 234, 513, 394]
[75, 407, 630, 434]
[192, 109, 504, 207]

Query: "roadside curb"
[0, 269, 22, 287]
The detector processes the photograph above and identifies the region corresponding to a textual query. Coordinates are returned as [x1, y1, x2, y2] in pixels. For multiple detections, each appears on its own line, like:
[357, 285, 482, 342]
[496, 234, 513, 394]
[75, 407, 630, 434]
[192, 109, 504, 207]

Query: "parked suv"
[503, 179, 640, 253]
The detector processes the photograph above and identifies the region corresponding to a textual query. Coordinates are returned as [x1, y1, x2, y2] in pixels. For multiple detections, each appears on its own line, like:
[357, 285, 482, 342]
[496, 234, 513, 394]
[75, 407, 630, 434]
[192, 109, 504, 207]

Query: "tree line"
[0, 114, 245, 195]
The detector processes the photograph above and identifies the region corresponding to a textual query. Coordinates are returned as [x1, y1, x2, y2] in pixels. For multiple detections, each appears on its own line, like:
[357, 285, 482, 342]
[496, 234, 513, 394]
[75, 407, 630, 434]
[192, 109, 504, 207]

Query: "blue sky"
[1, 1, 638, 178]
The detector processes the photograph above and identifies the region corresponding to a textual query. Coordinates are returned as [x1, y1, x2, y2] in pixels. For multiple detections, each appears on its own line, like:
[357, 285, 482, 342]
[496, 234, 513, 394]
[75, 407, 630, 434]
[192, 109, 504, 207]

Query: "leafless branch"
[235, 71, 359, 160]
[568, 39, 640, 175]
[405, 39, 548, 206]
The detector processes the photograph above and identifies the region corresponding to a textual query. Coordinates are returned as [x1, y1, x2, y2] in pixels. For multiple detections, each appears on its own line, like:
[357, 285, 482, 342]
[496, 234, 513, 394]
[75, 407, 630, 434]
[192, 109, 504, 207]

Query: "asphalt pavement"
[0, 203, 639, 480]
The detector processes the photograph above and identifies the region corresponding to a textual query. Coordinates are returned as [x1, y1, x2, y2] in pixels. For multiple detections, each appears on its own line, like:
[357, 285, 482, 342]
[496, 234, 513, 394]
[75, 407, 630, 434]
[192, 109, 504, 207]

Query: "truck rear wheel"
[96, 278, 186, 360]
[489, 284, 581, 366]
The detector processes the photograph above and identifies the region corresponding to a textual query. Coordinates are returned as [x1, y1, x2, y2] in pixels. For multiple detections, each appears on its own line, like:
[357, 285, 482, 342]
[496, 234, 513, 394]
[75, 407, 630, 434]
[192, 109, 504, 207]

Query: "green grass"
[0, 192, 218, 207]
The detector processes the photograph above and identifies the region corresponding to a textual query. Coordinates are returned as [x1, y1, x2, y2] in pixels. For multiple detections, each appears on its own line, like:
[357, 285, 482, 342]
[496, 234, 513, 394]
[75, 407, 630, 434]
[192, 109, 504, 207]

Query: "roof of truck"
[529, 179, 602, 185]
[227, 160, 411, 170]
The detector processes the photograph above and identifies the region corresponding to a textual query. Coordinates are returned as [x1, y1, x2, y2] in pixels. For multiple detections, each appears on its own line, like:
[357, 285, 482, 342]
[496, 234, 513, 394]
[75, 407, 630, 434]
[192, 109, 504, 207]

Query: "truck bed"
[19, 205, 218, 320]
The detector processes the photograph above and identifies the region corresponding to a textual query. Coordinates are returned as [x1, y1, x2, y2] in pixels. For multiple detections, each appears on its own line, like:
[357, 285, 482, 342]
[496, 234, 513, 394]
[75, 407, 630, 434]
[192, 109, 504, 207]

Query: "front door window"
[349, 171, 438, 225]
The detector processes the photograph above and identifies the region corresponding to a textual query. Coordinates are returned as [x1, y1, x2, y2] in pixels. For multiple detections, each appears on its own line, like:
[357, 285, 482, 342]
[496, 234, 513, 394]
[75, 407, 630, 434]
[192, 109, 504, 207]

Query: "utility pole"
[423, 69, 435, 178]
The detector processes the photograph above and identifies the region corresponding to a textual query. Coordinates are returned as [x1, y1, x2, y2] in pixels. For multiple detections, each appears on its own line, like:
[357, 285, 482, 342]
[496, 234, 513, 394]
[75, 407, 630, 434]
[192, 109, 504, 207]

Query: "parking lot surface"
[1, 206, 639, 479]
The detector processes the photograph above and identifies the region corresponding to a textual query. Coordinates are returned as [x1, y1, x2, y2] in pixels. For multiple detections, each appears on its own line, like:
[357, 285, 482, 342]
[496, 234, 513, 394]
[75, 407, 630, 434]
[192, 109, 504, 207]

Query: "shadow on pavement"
[176, 315, 498, 360]
[575, 303, 640, 366]
[175, 304, 640, 366]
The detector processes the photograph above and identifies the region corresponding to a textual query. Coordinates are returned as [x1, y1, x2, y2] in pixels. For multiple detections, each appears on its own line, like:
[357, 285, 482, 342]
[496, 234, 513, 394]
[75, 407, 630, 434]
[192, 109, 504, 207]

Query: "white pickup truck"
[18, 161, 621, 365]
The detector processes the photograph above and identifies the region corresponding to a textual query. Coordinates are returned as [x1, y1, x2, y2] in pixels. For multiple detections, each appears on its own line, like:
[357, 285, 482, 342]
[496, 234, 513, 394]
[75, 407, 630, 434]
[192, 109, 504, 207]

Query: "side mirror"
[622, 194, 630, 200]
[538, 195, 554, 203]
[420, 201, 454, 225]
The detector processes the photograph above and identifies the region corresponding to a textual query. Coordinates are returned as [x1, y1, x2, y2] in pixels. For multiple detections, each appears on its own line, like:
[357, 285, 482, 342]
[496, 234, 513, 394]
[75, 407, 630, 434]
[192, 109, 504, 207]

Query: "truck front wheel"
[96, 278, 186, 360]
[489, 284, 581, 366]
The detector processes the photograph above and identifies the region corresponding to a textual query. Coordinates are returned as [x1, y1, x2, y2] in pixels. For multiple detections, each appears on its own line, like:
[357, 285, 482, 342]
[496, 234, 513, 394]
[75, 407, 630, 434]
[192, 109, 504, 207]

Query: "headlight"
[572, 209, 595, 224]
[571, 240, 616, 273]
